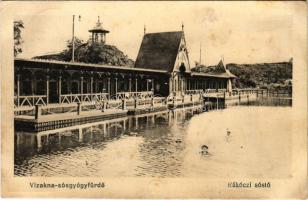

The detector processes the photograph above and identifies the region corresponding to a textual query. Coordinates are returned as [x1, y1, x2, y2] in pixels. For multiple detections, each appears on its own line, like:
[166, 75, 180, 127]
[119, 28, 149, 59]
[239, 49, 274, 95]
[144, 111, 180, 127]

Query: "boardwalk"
[14, 89, 283, 132]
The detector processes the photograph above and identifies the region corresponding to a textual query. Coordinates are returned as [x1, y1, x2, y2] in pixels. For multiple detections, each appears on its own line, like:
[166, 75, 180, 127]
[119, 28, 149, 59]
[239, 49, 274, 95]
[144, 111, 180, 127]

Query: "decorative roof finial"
[98, 16, 100, 23]
[181, 21, 184, 32]
[144, 24, 146, 35]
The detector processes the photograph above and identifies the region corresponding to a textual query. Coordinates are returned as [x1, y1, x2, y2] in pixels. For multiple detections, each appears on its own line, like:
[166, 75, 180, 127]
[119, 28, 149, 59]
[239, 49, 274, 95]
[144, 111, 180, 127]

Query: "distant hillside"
[34, 41, 134, 67]
[226, 62, 292, 90]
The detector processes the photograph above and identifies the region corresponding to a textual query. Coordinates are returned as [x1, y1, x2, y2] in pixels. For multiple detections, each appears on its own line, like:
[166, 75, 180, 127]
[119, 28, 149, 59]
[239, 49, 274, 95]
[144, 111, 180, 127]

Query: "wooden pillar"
[17, 74, 20, 107]
[95, 78, 98, 93]
[107, 78, 111, 94]
[174, 79, 177, 92]
[181, 78, 183, 92]
[37, 135, 42, 149]
[115, 78, 118, 94]
[80, 76, 83, 102]
[78, 127, 83, 142]
[128, 118, 132, 131]
[58, 76, 62, 104]
[129, 78, 132, 92]
[204, 80, 206, 90]
[135, 78, 138, 92]
[152, 79, 154, 92]
[68, 76, 72, 94]
[35, 104, 41, 119]
[216, 94, 219, 109]
[100, 78, 104, 93]
[134, 98, 138, 109]
[90, 77, 93, 94]
[198, 80, 200, 90]
[122, 99, 126, 110]
[46, 75, 49, 105]
[77, 102, 82, 115]
[134, 117, 138, 129]
[169, 77, 173, 93]
[146, 79, 149, 91]
[103, 100, 107, 112]
[172, 79, 175, 92]
[151, 97, 154, 107]
[31, 78, 35, 96]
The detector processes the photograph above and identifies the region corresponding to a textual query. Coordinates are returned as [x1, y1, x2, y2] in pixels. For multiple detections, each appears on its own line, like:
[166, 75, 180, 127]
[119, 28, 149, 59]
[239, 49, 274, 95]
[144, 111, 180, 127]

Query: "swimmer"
[200, 145, 209, 155]
[226, 128, 231, 136]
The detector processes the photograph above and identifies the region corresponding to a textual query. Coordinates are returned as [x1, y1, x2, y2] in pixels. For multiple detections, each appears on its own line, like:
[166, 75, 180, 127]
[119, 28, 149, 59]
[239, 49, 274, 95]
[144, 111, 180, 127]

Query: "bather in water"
[200, 145, 211, 156]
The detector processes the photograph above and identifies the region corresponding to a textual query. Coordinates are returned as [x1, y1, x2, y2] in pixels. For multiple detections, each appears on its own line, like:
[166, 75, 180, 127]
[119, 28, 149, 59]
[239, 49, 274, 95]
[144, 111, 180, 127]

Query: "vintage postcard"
[1, 1, 307, 198]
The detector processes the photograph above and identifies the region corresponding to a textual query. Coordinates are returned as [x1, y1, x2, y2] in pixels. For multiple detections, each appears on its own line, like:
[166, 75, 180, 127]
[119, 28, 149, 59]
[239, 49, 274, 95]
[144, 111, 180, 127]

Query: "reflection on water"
[14, 98, 292, 177]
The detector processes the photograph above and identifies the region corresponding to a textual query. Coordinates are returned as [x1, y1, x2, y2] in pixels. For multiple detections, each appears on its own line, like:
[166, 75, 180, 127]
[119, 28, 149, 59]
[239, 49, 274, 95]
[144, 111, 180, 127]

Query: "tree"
[34, 38, 135, 66]
[63, 37, 85, 61]
[66, 37, 84, 51]
[14, 20, 24, 57]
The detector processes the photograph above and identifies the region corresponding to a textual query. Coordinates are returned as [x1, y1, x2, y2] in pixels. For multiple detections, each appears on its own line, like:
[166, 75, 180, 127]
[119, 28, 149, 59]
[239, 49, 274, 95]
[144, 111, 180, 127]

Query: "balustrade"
[60, 93, 109, 104]
[15, 95, 47, 107]
[115, 91, 153, 100]
[14, 88, 272, 118]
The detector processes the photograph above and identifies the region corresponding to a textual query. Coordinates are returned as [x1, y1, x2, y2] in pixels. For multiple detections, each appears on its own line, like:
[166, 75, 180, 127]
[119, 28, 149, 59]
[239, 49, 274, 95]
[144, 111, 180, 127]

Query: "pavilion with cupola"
[88, 17, 109, 44]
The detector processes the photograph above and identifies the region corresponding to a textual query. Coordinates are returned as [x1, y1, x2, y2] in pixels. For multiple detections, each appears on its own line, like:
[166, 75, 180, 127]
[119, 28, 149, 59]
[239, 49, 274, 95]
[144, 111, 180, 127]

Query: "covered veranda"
[14, 58, 170, 107]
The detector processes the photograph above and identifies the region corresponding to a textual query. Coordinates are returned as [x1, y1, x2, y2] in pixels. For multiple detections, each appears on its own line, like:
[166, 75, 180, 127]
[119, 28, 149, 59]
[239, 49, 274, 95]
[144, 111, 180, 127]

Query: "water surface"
[15, 98, 292, 178]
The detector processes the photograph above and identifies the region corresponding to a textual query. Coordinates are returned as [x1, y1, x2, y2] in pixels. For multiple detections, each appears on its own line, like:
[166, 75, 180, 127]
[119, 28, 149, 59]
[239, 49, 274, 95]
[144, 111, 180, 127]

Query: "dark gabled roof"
[134, 31, 183, 72]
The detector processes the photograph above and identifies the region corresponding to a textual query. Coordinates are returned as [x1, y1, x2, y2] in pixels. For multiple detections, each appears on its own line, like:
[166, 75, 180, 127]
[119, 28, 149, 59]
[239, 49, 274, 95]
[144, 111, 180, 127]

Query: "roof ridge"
[144, 31, 183, 35]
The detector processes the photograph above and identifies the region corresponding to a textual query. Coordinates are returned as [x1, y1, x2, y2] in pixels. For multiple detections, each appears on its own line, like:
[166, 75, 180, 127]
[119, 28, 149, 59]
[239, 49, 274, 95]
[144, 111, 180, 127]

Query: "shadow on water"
[14, 96, 291, 177]
[14, 107, 201, 177]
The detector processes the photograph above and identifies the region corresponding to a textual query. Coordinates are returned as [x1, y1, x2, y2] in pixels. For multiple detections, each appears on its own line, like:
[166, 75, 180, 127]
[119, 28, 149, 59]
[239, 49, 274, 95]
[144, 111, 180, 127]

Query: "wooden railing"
[231, 89, 265, 95]
[14, 95, 47, 107]
[185, 90, 203, 95]
[115, 91, 153, 100]
[60, 93, 109, 104]
[167, 93, 202, 105]
[203, 89, 225, 93]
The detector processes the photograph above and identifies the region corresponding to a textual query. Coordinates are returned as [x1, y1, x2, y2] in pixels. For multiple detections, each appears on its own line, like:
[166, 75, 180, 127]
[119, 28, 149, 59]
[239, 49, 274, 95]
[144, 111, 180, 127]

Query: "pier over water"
[14, 89, 282, 132]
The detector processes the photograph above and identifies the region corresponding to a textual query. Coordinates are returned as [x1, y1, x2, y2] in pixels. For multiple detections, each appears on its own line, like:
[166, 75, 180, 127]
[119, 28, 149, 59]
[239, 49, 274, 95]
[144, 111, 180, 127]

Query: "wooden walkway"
[15, 109, 126, 123]
[14, 89, 277, 132]
[15, 109, 127, 132]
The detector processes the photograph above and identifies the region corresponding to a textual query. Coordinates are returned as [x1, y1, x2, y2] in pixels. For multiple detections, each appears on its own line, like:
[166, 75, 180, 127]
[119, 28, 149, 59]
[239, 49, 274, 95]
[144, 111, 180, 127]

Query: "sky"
[12, 1, 303, 66]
